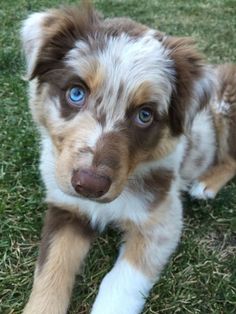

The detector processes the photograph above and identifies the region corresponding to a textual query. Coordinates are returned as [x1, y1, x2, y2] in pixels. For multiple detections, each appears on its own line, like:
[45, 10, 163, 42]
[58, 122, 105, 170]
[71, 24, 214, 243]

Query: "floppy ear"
[163, 36, 213, 135]
[21, 11, 54, 79]
[21, 3, 101, 80]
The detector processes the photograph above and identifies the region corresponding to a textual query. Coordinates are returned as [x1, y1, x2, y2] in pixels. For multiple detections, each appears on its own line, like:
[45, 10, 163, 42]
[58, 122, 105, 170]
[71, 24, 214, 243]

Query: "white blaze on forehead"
[65, 30, 174, 127]
[61, 110, 103, 150]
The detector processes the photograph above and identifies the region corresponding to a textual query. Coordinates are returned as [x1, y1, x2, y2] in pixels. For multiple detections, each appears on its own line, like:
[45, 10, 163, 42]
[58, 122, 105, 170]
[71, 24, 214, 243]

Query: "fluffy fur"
[21, 3, 236, 314]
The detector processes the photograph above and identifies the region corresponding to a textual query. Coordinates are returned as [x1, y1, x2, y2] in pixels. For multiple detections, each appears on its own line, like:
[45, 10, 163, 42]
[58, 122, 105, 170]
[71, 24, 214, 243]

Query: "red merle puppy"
[21, 3, 236, 314]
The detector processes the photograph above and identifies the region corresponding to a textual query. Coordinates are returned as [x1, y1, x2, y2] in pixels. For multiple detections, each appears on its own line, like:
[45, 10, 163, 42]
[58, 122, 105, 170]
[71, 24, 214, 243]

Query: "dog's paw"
[189, 181, 216, 199]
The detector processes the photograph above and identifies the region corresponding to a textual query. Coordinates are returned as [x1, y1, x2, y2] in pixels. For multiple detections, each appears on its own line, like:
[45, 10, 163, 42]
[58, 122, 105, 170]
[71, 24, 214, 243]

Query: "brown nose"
[71, 169, 111, 198]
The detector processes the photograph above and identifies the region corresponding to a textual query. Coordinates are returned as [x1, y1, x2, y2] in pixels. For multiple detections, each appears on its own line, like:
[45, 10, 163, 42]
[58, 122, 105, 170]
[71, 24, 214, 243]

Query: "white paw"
[189, 181, 216, 199]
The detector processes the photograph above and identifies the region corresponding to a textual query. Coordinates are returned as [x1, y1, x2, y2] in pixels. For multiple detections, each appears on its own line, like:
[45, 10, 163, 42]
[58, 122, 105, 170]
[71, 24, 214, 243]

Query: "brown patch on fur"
[124, 107, 168, 159]
[211, 111, 229, 163]
[103, 17, 148, 38]
[30, 4, 102, 80]
[93, 133, 123, 172]
[128, 169, 173, 207]
[149, 128, 178, 160]
[131, 81, 157, 107]
[163, 36, 208, 135]
[92, 132, 129, 199]
[38, 205, 95, 270]
[125, 122, 176, 174]
[84, 60, 105, 91]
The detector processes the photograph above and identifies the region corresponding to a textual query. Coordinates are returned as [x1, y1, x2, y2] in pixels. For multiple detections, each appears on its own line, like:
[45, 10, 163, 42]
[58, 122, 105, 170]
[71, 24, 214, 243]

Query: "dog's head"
[21, 3, 212, 202]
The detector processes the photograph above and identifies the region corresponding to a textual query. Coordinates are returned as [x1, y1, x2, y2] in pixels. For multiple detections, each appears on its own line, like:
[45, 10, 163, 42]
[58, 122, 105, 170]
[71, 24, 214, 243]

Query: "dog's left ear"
[21, 3, 101, 80]
[163, 36, 214, 135]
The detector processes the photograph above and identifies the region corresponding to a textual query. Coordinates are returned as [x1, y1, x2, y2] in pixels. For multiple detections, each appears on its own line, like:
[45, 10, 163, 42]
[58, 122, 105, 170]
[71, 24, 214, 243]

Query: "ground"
[0, 0, 235, 313]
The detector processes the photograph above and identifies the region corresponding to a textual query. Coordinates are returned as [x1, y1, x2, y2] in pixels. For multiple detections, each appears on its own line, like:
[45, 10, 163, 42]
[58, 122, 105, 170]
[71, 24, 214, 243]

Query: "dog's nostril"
[71, 169, 111, 198]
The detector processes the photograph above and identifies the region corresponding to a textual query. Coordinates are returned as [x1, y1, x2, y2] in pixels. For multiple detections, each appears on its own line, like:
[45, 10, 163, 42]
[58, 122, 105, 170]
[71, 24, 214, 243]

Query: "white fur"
[91, 260, 152, 314]
[86, 123, 103, 148]
[92, 186, 183, 314]
[213, 99, 231, 115]
[190, 181, 216, 199]
[180, 109, 216, 183]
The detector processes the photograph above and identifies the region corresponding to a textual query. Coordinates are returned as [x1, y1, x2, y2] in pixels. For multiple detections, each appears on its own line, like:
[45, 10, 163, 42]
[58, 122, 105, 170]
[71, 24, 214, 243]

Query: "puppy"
[21, 3, 236, 314]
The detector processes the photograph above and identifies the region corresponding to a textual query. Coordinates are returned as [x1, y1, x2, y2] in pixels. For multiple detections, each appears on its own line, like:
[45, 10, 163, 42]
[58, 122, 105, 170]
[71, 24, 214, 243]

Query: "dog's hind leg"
[23, 206, 94, 314]
[190, 157, 236, 199]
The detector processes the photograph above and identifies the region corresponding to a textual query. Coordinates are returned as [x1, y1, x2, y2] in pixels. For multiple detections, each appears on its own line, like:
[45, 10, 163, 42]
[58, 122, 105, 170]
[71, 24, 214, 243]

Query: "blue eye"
[66, 86, 86, 107]
[135, 107, 154, 127]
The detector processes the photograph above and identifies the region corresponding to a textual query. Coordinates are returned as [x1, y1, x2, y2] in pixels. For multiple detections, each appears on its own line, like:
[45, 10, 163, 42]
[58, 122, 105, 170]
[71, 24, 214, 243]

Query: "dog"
[21, 2, 236, 314]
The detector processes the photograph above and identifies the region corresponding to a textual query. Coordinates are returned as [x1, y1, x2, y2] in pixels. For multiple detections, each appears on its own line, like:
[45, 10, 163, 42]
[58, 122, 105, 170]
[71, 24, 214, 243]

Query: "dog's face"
[22, 4, 210, 202]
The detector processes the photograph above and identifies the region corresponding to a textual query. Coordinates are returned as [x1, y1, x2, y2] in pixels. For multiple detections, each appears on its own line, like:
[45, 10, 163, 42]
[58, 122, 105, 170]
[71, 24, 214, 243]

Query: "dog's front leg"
[23, 205, 94, 314]
[91, 197, 183, 314]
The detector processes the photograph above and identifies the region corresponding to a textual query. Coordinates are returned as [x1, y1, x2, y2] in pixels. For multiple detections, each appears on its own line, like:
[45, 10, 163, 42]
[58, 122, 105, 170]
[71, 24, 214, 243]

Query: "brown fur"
[216, 64, 236, 159]
[30, 5, 102, 80]
[38, 205, 95, 270]
[163, 36, 209, 135]
[128, 169, 173, 207]
[24, 207, 94, 314]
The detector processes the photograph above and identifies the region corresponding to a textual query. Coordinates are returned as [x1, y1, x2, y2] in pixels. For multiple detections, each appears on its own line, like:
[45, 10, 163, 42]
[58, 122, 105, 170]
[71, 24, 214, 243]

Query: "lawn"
[0, 0, 236, 313]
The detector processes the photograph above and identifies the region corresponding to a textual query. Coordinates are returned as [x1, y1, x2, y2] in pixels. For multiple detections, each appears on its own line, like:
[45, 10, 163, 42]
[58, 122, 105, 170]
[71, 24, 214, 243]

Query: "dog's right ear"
[21, 11, 54, 80]
[21, 3, 101, 80]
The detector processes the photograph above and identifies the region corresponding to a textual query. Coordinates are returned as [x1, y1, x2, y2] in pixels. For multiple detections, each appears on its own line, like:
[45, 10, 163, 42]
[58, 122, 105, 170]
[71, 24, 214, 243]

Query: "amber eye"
[135, 107, 154, 127]
[66, 86, 86, 107]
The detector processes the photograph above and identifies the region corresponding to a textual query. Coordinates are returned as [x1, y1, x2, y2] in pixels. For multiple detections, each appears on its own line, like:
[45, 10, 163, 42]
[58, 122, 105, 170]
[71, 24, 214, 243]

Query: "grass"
[0, 0, 235, 313]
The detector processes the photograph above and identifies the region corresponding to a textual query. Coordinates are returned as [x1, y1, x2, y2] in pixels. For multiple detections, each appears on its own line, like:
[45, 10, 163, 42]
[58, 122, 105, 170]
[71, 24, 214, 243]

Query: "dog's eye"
[66, 86, 86, 107]
[135, 107, 154, 127]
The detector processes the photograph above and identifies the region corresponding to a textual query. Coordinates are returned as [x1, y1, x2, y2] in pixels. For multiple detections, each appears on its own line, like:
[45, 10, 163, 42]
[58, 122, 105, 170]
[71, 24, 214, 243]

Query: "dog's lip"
[78, 193, 118, 204]
[68, 188, 121, 204]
